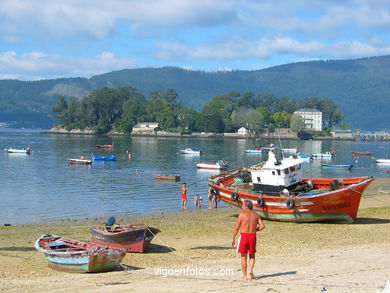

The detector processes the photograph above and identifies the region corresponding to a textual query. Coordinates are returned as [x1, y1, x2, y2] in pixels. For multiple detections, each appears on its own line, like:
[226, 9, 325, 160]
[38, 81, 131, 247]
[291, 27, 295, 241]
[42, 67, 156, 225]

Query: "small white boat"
[196, 160, 228, 170]
[180, 148, 203, 155]
[311, 151, 335, 158]
[375, 158, 390, 164]
[281, 148, 297, 153]
[4, 147, 32, 154]
[245, 149, 262, 154]
[68, 158, 92, 165]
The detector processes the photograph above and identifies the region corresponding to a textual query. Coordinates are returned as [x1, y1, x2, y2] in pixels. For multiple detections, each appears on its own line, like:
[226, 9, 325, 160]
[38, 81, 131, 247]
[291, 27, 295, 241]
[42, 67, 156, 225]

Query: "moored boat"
[196, 160, 228, 170]
[245, 149, 262, 154]
[311, 151, 335, 158]
[321, 164, 353, 170]
[91, 154, 116, 161]
[68, 158, 92, 165]
[96, 144, 113, 149]
[34, 234, 125, 273]
[352, 151, 372, 157]
[208, 147, 374, 223]
[180, 148, 203, 155]
[295, 153, 313, 160]
[375, 158, 390, 164]
[4, 147, 32, 154]
[154, 174, 180, 181]
[90, 223, 161, 253]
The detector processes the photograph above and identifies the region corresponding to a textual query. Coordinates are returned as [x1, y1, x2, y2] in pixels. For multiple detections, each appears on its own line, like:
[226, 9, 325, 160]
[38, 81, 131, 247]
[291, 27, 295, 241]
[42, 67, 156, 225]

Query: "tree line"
[53, 86, 344, 134]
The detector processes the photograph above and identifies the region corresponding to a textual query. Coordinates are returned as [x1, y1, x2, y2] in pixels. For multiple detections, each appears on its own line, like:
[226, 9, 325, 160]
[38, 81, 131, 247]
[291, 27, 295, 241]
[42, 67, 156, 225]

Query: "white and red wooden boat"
[209, 147, 374, 224]
[96, 144, 113, 149]
[90, 224, 161, 252]
[196, 160, 228, 170]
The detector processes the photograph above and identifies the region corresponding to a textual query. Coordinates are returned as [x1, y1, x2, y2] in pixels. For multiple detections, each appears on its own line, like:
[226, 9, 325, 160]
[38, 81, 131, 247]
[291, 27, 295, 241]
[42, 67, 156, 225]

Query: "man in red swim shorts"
[180, 183, 188, 211]
[232, 200, 265, 280]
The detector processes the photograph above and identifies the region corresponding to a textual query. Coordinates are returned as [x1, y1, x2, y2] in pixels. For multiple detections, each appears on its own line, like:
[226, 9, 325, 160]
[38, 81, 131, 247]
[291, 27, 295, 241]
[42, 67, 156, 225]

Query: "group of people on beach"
[180, 183, 218, 211]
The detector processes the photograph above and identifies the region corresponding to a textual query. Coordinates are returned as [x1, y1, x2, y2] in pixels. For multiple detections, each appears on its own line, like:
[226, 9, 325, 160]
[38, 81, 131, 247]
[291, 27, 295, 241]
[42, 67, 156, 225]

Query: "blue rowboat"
[91, 154, 116, 161]
[34, 234, 125, 273]
[321, 164, 353, 170]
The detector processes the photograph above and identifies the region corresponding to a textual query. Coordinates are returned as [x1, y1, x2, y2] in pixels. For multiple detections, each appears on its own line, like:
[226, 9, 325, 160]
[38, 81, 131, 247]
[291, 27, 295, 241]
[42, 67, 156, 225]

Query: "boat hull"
[68, 159, 92, 165]
[209, 173, 374, 223]
[90, 226, 161, 252]
[376, 159, 390, 163]
[91, 154, 116, 161]
[154, 174, 180, 181]
[321, 164, 353, 170]
[196, 163, 227, 170]
[34, 234, 125, 273]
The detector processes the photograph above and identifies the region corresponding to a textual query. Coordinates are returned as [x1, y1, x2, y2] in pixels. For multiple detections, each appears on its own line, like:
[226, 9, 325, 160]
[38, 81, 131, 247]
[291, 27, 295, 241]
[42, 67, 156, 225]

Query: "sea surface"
[1, 128, 389, 225]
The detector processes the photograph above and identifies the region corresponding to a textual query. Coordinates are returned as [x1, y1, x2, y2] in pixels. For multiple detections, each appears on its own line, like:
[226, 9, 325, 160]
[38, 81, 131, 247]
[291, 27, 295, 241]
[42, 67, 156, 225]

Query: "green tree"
[52, 95, 68, 125]
[246, 109, 264, 133]
[290, 114, 306, 131]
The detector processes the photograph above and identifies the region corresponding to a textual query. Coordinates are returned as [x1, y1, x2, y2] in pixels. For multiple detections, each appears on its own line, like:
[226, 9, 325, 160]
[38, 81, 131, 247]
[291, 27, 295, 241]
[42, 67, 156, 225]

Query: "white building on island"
[132, 122, 159, 133]
[293, 109, 323, 131]
[237, 127, 250, 136]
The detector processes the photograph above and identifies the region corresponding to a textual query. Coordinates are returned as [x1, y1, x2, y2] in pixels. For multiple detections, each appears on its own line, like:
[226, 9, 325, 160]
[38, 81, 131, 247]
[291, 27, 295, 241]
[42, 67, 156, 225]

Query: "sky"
[1, 0, 390, 80]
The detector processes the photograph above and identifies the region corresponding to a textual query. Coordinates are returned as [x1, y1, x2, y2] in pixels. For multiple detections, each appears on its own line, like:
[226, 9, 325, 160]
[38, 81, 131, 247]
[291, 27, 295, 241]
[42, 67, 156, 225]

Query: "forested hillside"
[1, 55, 389, 130]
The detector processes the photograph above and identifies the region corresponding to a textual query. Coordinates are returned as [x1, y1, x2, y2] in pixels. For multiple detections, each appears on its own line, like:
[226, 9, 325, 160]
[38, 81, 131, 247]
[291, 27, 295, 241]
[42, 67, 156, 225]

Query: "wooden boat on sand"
[154, 174, 180, 181]
[90, 221, 161, 253]
[209, 147, 374, 224]
[34, 234, 125, 273]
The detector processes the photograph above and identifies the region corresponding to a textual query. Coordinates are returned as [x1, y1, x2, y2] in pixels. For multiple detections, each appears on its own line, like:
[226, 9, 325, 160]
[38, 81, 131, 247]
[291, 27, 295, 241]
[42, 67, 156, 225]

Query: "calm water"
[1, 128, 389, 224]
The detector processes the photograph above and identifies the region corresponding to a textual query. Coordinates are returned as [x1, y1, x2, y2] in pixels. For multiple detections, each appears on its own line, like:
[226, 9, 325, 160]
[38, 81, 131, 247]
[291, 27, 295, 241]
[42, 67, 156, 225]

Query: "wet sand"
[1, 178, 389, 292]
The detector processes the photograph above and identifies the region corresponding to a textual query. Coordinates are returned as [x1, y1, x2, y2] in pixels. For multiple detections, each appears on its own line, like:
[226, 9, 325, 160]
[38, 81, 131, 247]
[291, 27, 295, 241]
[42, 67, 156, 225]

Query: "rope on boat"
[378, 187, 390, 194]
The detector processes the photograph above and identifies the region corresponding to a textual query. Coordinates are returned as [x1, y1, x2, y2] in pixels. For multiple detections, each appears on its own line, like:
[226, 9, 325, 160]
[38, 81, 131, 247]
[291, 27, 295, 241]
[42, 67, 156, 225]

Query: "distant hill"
[1, 55, 390, 130]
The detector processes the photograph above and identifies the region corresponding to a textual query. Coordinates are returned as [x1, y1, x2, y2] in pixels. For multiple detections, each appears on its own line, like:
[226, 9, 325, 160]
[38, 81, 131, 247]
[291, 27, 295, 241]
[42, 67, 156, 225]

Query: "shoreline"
[1, 180, 389, 292]
[43, 127, 390, 142]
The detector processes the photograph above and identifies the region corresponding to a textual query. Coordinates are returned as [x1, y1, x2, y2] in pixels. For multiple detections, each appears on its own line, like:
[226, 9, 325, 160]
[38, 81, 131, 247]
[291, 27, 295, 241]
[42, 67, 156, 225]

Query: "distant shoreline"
[43, 127, 390, 141]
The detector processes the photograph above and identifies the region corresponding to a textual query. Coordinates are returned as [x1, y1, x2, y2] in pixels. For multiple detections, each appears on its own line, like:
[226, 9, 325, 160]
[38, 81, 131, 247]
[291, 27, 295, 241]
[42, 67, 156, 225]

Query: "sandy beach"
[1, 178, 390, 293]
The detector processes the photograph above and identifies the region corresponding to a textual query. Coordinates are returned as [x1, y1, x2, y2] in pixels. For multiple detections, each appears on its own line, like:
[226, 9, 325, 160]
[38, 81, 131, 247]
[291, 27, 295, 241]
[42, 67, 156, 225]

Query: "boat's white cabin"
[250, 148, 303, 190]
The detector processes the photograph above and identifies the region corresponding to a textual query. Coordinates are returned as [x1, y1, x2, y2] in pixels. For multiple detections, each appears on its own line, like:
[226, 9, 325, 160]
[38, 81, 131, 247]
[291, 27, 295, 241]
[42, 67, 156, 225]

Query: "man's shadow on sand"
[255, 271, 297, 279]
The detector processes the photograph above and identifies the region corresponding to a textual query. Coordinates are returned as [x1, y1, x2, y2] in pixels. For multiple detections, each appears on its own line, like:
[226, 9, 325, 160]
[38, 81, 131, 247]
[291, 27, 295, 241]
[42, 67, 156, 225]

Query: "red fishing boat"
[209, 147, 374, 224]
[96, 144, 113, 149]
[153, 174, 180, 181]
[90, 223, 161, 253]
[351, 151, 372, 156]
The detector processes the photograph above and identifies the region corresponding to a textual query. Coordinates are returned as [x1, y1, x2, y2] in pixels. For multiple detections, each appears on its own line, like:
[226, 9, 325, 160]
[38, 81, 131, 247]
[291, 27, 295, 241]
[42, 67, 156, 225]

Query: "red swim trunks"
[181, 193, 187, 200]
[237, 233, 256, 254]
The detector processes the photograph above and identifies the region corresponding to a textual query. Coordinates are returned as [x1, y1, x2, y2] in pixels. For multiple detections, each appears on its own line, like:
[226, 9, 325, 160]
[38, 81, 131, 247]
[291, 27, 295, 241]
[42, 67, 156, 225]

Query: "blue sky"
[1, 0, 390, 80]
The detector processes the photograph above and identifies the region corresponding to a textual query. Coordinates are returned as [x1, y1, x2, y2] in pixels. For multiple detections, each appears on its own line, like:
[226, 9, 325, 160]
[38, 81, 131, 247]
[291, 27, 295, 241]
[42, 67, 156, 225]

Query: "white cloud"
[157, 36, 390, 60]
[0, 51, 137, 80]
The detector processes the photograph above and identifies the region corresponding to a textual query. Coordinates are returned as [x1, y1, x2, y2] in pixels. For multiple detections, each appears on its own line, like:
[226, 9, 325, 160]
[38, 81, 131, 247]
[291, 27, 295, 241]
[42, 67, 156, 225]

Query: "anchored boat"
[196, 160, 228, 170]
[209, 147, 374, 223]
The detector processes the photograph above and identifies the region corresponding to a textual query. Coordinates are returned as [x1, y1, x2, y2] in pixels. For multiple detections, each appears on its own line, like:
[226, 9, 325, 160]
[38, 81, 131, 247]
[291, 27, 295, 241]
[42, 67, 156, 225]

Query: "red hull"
[154, 174, 180, 181]
[90, 225, 161, 252]
[209, 171, 374, 223]
[352, 152, 372, 156]
[96, 145, 113, 149]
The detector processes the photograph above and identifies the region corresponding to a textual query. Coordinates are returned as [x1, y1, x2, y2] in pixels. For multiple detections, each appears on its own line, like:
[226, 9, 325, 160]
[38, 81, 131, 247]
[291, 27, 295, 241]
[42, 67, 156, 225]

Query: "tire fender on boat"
[211, 187, 219, 196]
[231, 192, 239, 201]
[257, 196, 265, 207]
[286, 198, 295, 209]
